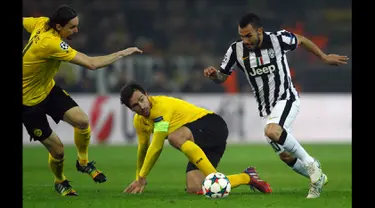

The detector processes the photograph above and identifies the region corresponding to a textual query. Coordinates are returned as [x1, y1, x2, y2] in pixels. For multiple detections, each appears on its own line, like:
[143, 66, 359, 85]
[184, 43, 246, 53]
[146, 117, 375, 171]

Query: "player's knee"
[40, 132, 65, 159]
[167, 134, 183, 149]
[168, 127, 193, 149]
[75, 115, 90, 129]
[64, 107, 90, 129]
[186, 170, 205, 194]
[51, 151, 65, 160]
[71, 109, 89, 129]
[186, 185, 201, 194]
[50, 144, 65, 159]
[69, 112, 89, 130]
[264, 123, 283, 141]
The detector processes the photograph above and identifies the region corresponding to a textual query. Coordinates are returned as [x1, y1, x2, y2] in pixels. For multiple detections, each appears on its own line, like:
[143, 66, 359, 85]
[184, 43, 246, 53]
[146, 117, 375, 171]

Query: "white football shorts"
[262, 99, 300, 154]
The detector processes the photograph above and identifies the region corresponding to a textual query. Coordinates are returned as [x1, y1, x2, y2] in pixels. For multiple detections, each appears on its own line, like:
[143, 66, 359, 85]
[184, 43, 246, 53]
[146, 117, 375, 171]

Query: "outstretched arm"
[295, 34, 349, 65]
[41, 37, 143, 69]
[204, 42, 238, 84]
[70, 47, 143, 70]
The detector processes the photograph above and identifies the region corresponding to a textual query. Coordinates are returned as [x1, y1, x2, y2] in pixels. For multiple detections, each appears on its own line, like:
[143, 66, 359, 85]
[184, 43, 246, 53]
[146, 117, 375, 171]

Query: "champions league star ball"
[202, 172, 231, 199]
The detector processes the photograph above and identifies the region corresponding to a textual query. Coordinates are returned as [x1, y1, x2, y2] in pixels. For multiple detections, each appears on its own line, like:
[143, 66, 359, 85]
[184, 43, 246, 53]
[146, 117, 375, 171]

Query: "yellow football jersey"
[22, 17, 77, 106]
[133, 95, 213, 138]
[133, 95, 213, 178]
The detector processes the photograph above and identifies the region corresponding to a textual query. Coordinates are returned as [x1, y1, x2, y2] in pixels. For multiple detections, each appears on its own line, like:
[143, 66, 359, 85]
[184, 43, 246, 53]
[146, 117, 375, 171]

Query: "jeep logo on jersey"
[60, 41, 69, 50]
[248, 64, 276, 77]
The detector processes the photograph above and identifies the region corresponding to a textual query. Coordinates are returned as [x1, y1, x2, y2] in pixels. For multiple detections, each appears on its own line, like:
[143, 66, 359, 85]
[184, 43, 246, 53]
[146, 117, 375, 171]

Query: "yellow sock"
[180, 140, 216, 176]
[74, 126, 91, 166]
[227, 173, 251, 188]
[48, 154, 67, 183]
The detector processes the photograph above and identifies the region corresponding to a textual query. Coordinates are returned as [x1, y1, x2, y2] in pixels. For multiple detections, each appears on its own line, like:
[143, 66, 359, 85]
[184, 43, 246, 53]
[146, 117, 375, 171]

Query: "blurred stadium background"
[23, 0, 351, 94]
[23, 1, 351, 207]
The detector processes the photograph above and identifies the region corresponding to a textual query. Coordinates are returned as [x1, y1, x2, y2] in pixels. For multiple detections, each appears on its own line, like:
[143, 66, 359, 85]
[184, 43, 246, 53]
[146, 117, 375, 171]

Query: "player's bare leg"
[63, 106, 107, 183]
[40, 132, 77, 196]
[186, 170, 206, 194]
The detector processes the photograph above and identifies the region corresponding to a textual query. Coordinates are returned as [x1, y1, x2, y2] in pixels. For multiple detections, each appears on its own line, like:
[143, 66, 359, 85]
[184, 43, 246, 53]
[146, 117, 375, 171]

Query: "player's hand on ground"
[121, 47, 143, 57]
[203, 66, 218, 79]
[124, 177, 147, 194]
[321, 54, 349, 66]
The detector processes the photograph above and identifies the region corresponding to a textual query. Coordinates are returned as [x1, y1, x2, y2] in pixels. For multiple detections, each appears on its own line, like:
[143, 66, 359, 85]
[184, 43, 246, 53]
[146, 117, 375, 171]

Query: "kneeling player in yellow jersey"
[23, 5, 142, 196]
[121, 82, 272, 194]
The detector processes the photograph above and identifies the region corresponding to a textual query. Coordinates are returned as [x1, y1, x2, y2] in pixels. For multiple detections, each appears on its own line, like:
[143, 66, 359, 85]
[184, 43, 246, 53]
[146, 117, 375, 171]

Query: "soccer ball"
[202, 172, 231, 199]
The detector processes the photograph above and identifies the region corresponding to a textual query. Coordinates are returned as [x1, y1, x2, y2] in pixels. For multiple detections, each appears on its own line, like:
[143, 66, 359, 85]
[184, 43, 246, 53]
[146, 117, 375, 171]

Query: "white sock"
[291, 159, 309, 178]
[278, 129, 314, 164]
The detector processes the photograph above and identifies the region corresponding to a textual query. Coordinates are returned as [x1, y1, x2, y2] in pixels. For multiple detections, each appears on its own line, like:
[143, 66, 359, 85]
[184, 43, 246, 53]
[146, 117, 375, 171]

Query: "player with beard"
[121, 82, 272, 195]
[203, 13, 349, 198]
[22, 4, 142, 196]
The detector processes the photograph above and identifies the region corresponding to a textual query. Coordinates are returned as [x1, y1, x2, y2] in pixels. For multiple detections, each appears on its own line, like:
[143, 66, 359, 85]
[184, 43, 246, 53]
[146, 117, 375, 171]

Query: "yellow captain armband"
[154, 121, 169, 132]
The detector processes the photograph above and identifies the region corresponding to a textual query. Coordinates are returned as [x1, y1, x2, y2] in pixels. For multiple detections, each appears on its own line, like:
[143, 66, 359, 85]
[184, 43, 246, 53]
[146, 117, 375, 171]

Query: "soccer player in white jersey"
[203, 13, 349, 199]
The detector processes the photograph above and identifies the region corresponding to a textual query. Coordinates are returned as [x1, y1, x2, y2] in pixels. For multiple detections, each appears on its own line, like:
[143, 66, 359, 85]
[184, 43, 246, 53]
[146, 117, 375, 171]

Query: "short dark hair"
[47, 5, 77, 31]
[120, 82, 147, 108]
[239, 13, 262, 29]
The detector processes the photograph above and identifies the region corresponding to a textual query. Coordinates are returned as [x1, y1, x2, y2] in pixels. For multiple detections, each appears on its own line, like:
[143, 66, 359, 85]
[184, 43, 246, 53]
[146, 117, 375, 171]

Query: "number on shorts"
[269, 141, 281, 152]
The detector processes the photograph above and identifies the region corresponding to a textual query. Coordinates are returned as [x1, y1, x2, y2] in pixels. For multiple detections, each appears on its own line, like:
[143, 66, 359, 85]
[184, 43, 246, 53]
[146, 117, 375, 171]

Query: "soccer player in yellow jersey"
[120, 82, 272, 194]
[22, 5, 142, 196]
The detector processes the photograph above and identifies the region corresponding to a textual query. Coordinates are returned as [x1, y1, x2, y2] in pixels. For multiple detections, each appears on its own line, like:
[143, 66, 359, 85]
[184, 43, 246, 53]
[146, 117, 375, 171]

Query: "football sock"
[48, 154, 67, 183]
[180, 140, 216, 176]
[277, 129, 314, 164]
[286, 158, 309, 178]
[74, 126, 91, 166]
[227, 173, 251, 188]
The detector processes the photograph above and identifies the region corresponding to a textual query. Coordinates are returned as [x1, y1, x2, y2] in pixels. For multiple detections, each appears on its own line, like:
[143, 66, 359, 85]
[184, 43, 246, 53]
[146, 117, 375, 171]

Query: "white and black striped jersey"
[220, 30, 300, 117]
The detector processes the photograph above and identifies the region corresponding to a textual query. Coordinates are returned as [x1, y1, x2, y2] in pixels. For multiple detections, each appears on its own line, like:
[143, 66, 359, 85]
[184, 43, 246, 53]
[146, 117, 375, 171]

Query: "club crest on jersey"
[60, 41, 69, 50]
[268, 49, 275, 59]
[153, 116, 163, 122]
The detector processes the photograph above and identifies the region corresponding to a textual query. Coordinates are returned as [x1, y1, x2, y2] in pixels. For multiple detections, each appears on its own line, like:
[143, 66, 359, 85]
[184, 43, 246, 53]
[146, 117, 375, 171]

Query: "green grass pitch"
[23, 143, 351, 208]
